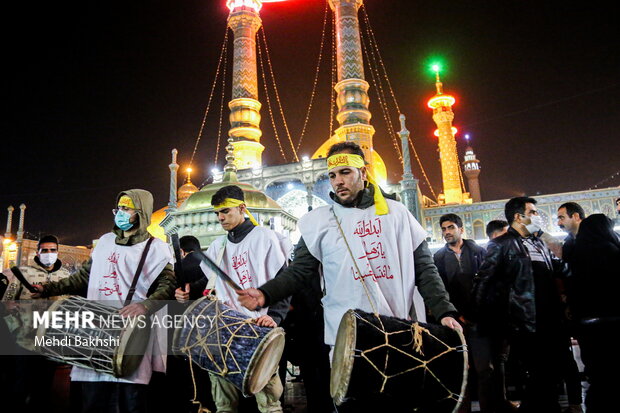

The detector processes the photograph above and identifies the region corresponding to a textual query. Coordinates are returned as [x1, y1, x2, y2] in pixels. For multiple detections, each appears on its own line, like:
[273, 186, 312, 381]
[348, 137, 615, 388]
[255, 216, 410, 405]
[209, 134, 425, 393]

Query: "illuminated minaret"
[463, 136, 482, 202]
[226, 0, 265, 169]
[427, 67, 469, 204]
[313, 0, 386, 181]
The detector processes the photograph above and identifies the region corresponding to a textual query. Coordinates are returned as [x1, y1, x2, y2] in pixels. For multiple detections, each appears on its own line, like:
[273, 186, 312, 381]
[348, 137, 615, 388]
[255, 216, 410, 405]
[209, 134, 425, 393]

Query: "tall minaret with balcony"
[312, 0, 387, 182]
[427, 66, 470, 204]
[226, 0, 265, 169]
[463, 135, 482, 202]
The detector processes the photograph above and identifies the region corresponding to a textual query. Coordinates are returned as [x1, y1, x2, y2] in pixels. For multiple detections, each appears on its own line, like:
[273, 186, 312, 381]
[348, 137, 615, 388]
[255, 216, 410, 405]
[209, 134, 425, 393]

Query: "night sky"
[4, 0, 619, 245]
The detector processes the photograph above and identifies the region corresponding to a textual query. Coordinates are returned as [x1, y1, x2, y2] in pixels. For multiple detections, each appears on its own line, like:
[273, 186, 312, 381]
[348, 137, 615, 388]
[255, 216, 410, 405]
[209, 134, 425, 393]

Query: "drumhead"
[113, 315, 151, 378]
[330, 309, 357, 406]
[242, 326, 286, 397]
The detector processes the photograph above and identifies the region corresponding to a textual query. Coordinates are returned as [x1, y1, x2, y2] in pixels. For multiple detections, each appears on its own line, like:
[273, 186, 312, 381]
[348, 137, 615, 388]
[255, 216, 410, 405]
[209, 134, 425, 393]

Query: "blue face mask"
[115, 210, 134, 231]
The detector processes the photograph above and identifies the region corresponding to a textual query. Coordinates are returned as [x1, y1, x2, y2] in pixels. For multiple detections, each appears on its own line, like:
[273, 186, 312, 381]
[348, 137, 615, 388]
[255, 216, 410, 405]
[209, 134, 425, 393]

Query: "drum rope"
[185, 350, 212, 413]
[179, 299, 262, 377]
[353, 312, 467, 401]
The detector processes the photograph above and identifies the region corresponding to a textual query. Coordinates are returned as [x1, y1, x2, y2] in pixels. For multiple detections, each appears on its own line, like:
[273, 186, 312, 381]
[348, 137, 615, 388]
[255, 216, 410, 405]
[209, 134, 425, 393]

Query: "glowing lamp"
[434, 127, 458, 137]
[227, 0, 263, 13]
[186, 167, 193, 173]
[427, 94, 456, 109]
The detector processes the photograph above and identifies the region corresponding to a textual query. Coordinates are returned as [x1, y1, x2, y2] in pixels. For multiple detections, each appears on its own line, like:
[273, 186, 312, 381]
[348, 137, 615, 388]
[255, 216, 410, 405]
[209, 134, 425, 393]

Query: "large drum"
[173, 296, 285, 396]
[35, 295, 150, 378]
[331, 309, 468, 412]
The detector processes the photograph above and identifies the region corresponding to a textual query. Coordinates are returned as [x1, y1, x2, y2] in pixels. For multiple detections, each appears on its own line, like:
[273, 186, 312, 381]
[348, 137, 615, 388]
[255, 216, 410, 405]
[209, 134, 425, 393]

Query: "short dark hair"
[615, 197, 620, 205]
[439, 213, 463, 228]
[486, 220, 508, 238]
[559, 202, 585, 220]
[211, 185, 244, 207]
[327, 141, 366, 162]
[38, 235, 59, 250]
[179, 235, 201, 254]
[505, 196, 537, 225]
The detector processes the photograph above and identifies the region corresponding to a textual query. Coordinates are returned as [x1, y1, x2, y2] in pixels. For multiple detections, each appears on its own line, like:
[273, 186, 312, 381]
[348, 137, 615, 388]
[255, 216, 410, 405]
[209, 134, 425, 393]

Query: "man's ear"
[360, 166, 368, 181]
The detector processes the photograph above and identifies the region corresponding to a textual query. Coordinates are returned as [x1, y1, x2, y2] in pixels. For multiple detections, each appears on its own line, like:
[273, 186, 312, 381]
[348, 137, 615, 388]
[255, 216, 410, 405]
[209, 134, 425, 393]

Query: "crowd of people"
[1, 141, 618, 413]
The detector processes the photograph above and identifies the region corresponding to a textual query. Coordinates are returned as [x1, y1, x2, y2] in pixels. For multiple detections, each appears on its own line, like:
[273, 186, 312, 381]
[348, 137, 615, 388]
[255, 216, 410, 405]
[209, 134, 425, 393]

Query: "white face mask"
[39, 252, 58, 267]
[523, 215, 544, 235]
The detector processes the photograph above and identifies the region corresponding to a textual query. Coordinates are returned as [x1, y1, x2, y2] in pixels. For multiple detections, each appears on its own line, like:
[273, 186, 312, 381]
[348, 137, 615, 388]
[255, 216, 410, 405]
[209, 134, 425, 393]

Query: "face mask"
[523, 214, 544, 235]
[115, 210, 134, 231]
[39, 252, 58, 267]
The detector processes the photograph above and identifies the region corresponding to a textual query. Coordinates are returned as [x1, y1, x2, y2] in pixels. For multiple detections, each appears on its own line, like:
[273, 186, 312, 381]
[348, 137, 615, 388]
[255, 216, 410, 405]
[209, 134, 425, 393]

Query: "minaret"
[167, 149, 179, 212]
[398, 114, 420, 220]
[463, 136, 482, 203]
[16, 204, 26, 265]
[4, 205, 14, 239]
[226, 0, 265, 169]
[427, 66, 468, 204]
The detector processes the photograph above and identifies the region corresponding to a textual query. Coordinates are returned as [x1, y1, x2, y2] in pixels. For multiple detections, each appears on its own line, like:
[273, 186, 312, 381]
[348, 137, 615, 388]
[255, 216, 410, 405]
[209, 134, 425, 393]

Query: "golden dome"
[178, 182, 199, 203]
[182, 138, 281, 214]
[181, 179, 280, 213]
[148, 206, 169, 241]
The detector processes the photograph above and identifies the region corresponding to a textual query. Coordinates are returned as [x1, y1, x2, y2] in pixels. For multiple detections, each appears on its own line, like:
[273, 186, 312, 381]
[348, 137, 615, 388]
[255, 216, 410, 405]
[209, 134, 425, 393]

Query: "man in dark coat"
[474, 197, 567, 413]
[434, 214, 515, 413]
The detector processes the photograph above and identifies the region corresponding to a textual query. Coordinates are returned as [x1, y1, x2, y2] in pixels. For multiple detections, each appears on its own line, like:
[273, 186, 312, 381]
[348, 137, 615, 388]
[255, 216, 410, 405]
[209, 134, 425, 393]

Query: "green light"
[432, 64, 441, 73]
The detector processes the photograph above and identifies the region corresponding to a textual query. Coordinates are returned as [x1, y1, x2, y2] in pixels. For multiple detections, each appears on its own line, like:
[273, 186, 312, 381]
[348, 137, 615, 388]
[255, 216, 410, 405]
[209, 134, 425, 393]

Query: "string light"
[189, 29, 230, 169]
[257, 27, 289, 162]
[296, 0, 329, 152]
[259, 28, 299, 162]
[359, 21, 402, 162]
[329, 12, 336, 136]
[361, 5, 439, 201]
[214, 30, 230, 167]
[590, 170, 620, 189]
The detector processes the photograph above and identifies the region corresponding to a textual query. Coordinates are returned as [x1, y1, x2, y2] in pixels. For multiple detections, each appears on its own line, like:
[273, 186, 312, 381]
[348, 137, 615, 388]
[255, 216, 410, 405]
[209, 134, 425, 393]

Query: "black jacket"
[473, 227, 565, 335]
[434, 239, 485, 321]
[181, 252, 208, 300]
[568, 214, 620, 321]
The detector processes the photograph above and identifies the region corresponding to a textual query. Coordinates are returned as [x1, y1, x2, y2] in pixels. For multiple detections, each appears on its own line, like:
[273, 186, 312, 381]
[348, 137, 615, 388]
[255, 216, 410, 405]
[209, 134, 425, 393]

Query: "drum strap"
[124, 237, 155, 306]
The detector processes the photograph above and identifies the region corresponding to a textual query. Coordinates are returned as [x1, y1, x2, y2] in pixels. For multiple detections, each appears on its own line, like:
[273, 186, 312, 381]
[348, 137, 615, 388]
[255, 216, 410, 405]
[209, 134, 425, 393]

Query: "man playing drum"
[202, 184, 290, 413]
[33, 189, 175, 413]
[237, 142, 462, 410]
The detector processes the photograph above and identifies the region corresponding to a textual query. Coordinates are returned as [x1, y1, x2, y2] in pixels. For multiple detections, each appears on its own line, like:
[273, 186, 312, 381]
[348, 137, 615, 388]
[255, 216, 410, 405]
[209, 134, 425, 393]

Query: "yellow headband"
[326, 153, 388, 215]
[118, 195, 135, 209]
[212, 198, 259, 226]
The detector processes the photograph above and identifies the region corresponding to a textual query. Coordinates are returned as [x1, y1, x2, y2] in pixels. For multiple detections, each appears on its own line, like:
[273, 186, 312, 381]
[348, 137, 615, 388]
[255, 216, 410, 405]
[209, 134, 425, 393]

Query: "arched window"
[473, 220, 485, 240]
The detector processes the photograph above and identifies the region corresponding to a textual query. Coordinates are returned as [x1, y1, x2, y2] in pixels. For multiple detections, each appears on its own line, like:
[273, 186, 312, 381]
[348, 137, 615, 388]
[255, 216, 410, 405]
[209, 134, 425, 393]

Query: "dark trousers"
[5, 354, 59, 412]
[558, 338, 582, 406]
[79, 382, 148, 413]
[161, 355, 214, 413]
[578, 325, 620, 413]
[510, 332, 562, 413]
[464, 325, 511, 413]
